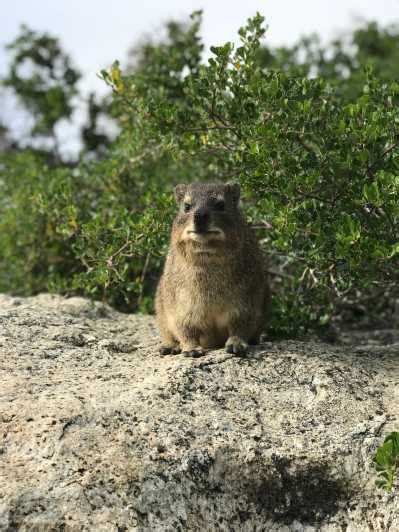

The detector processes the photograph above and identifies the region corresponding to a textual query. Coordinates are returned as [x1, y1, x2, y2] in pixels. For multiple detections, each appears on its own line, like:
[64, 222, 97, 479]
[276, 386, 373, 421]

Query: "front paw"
[159, 345, 181, 356]
[225, 336, 248, 357]
[182, 347, 206, 358]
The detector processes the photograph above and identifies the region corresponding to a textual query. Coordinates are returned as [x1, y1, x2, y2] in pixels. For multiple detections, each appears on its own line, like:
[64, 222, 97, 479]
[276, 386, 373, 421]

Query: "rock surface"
[0, 293, 398, 531]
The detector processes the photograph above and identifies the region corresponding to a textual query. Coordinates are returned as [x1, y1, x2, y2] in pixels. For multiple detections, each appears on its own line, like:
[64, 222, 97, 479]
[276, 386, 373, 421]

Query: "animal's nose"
[193, 209, 210, 230]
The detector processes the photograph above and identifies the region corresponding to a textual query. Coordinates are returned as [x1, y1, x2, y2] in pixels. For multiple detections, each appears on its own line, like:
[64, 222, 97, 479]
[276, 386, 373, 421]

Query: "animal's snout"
[193, 209, 210, 232]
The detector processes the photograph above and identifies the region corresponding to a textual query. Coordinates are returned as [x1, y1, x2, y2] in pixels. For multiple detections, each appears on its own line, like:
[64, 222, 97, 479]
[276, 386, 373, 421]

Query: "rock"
[0, 293, 398, 531]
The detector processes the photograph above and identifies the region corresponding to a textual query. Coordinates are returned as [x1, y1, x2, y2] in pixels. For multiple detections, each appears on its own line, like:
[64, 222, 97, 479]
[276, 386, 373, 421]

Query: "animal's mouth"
[183, 227, 225, 243]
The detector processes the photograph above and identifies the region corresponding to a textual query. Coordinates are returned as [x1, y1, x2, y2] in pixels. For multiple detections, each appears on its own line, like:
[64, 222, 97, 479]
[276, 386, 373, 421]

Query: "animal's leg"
[157, 316, 181, 356]
[225, 313, 257, 356]
[225, 335, 249, 356]
[176, 324, 206, 358]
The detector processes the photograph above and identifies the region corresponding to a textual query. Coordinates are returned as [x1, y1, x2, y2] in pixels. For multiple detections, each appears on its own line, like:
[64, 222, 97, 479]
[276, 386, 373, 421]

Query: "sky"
[1, 0, 398, 155]
[2, 0, 399, 94]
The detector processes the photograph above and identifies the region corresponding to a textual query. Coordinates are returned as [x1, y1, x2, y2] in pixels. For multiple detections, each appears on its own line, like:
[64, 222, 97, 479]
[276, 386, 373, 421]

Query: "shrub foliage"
[0, 13, 398, 334]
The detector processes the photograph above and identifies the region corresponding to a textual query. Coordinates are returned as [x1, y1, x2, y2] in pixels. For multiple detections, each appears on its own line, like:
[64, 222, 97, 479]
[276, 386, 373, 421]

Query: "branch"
[106, 234, 145, 268]
[137, 252, 151, 306]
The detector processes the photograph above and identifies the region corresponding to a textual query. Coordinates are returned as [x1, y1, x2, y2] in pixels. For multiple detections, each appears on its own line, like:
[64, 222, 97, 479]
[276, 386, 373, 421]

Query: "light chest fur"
[165, 257, 241, 346]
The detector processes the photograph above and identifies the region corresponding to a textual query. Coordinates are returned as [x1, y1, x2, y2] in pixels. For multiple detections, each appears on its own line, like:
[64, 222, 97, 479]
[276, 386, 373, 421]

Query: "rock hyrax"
[155, 182, 269, 357]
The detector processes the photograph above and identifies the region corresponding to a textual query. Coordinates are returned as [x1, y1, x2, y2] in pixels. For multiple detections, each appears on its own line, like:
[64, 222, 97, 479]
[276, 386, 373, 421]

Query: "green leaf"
[363, 182, 380, 205]
[389, 242, 399, 258]
[373, 432, 399, 491]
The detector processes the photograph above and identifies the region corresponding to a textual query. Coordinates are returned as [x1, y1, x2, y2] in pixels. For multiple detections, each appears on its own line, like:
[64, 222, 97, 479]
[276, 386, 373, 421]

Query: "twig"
[137, 252, 151, 306]
[251, 223, 273, 230]
[129, 143, 163, 166]
[184, 125, 237, 133]
[266, 268, 293, 279]
[106, 234, 145, 268]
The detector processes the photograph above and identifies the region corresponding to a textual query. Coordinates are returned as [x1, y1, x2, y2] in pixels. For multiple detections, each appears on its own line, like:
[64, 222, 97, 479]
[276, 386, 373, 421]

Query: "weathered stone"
[0, 294, 398, 531]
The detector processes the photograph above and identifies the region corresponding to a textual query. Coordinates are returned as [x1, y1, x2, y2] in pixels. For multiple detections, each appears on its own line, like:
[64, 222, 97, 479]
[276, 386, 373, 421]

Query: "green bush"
[1, 13, 398, 333]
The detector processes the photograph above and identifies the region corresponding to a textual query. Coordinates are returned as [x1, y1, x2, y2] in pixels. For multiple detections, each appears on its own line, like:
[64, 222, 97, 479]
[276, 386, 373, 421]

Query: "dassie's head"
[172, 182, 244, 259]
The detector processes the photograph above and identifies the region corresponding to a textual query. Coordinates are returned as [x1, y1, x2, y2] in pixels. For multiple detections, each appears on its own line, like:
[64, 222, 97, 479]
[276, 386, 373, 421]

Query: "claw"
[183, 348, 205, 358]
[159, 345, 181, 356]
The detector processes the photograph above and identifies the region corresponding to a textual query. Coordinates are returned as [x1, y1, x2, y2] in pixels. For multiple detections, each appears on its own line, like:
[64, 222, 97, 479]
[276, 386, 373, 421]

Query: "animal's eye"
[184, 203, 191, 213]
[214, 200, 225, 211]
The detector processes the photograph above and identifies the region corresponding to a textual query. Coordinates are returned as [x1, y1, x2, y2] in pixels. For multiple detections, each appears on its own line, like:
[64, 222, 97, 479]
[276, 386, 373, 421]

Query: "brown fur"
[155, 182, 270, 357]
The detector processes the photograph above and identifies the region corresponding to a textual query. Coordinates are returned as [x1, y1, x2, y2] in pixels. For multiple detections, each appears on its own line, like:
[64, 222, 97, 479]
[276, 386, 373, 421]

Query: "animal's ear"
[225, 182, 241, 204]
[174, 184, 187, 203]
